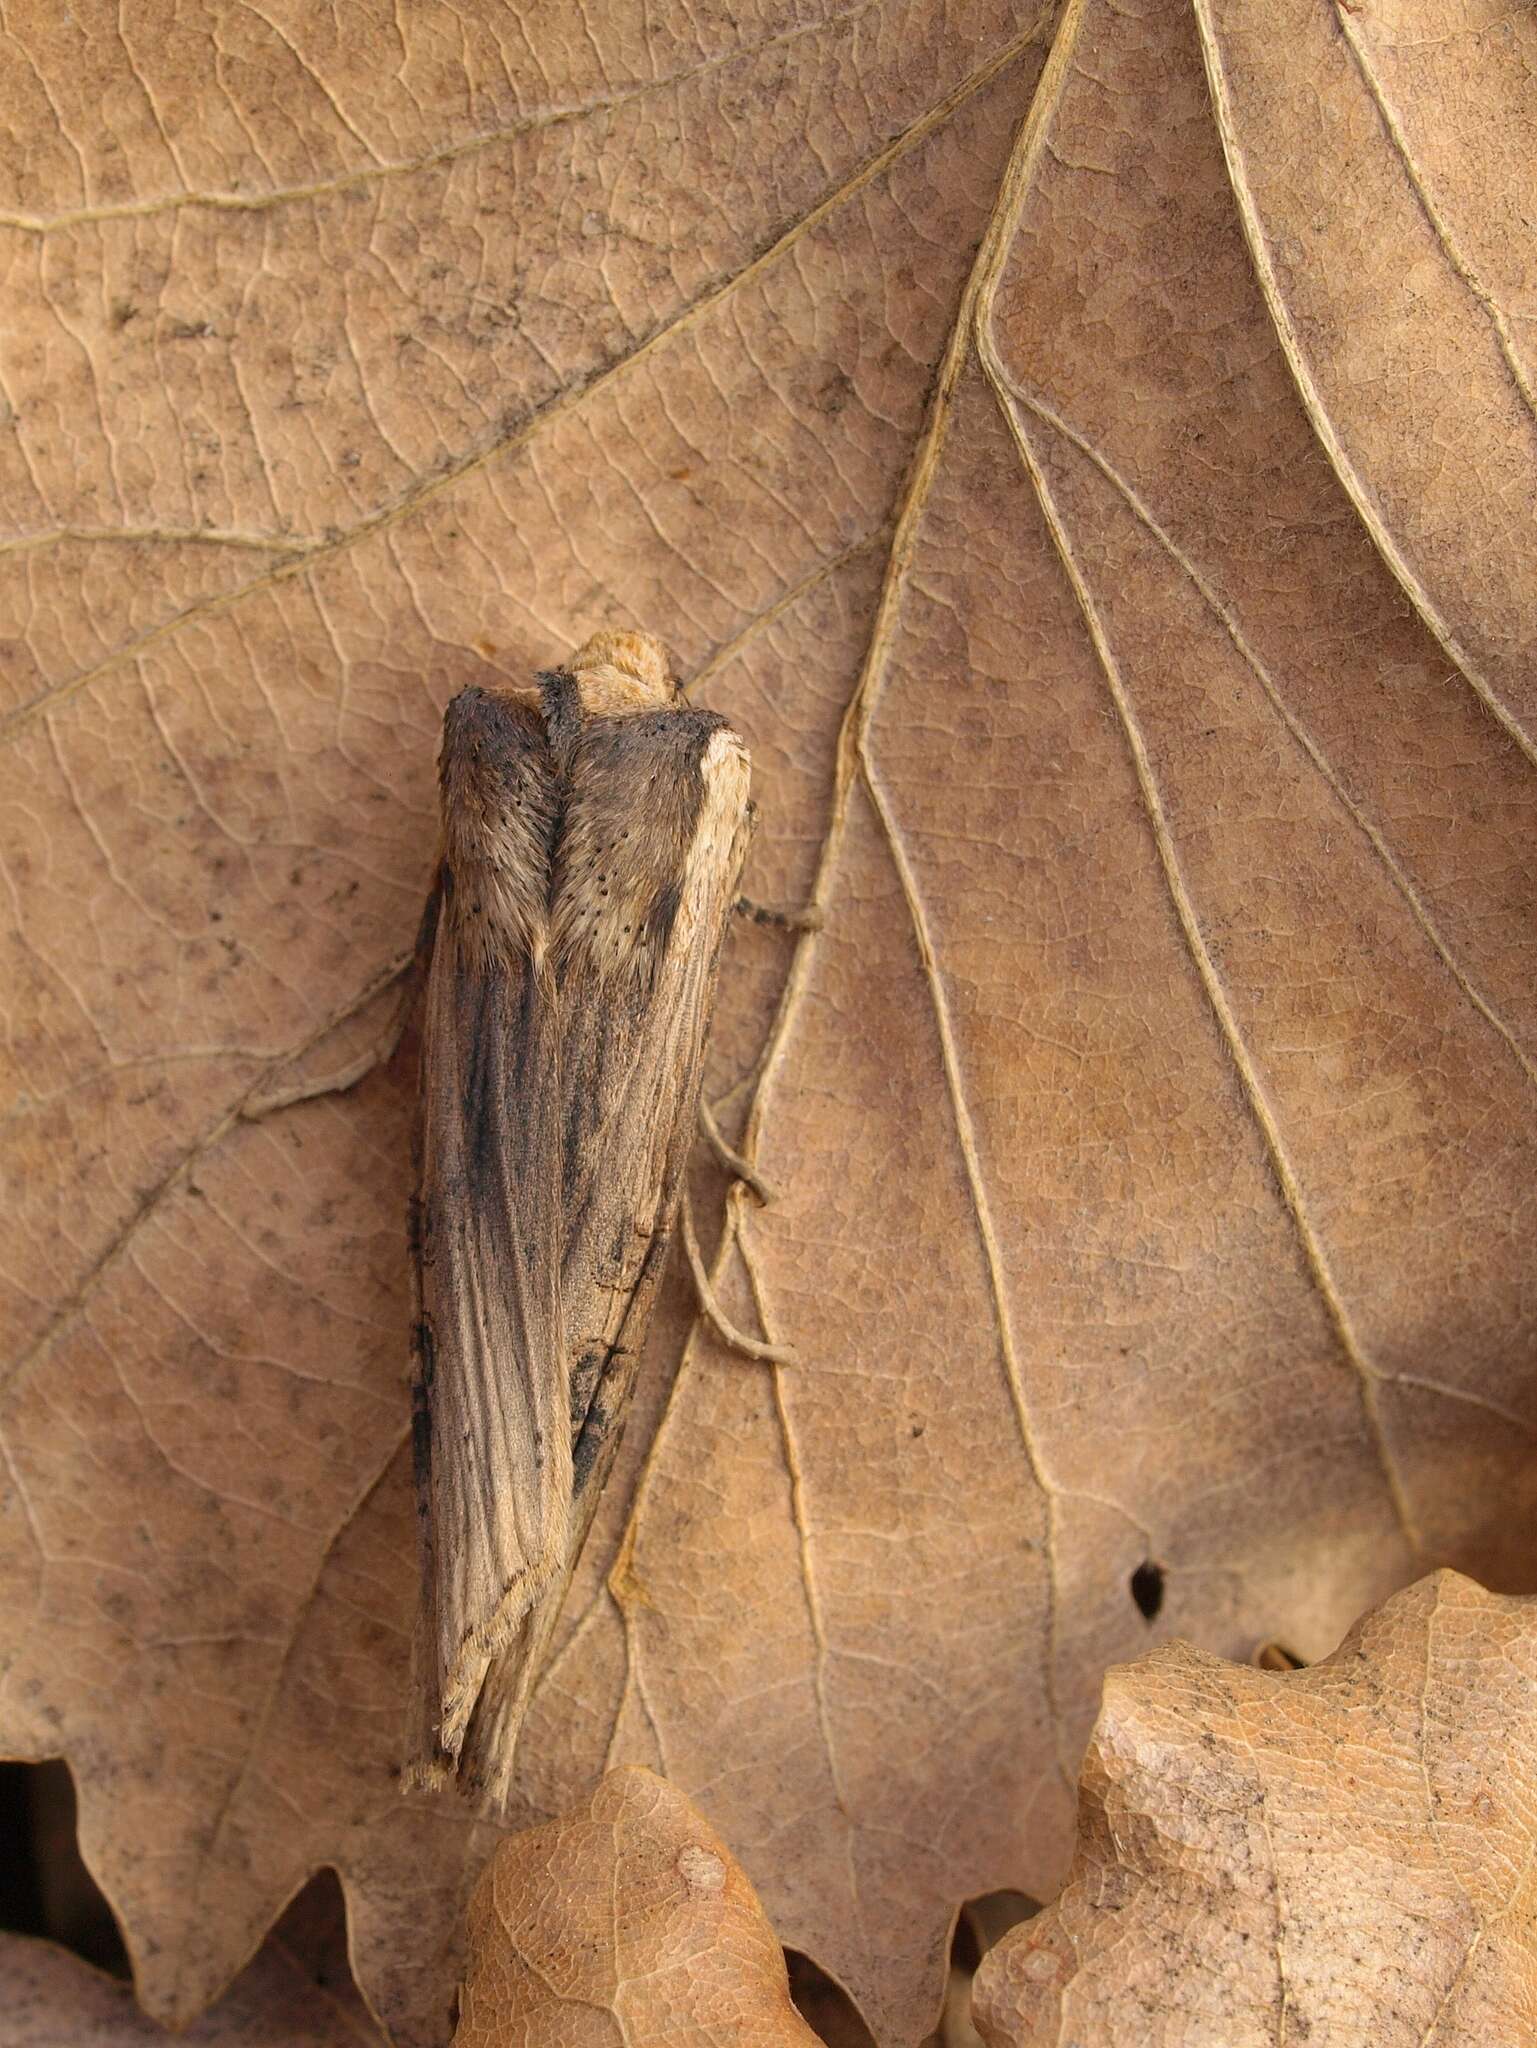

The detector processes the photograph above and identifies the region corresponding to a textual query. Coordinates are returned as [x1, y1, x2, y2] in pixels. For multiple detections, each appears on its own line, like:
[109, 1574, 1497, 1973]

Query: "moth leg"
[697, 1096, 778, 1205]
[734, 893, 824, 933]
[679, 1188, 795, 1365]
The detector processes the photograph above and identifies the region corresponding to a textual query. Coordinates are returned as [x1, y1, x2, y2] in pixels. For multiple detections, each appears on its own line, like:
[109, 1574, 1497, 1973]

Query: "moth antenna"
[697, 1096, 778, 1205]
[679, 1188, 795, 1365]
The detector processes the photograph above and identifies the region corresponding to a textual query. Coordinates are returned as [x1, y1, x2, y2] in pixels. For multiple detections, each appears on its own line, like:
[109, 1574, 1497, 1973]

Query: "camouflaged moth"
[407, 630, 753, 1805]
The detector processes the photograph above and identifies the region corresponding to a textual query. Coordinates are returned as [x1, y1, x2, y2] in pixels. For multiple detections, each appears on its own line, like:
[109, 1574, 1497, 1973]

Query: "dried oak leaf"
[453, 1766, 820, 2047]
[4, 1881, 382, 2048]
[1, 0, 1535, 2044]
[971, 1571, 1537, 2046]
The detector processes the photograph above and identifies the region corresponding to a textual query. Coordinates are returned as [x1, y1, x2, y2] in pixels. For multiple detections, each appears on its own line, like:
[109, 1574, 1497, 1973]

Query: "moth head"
[566, 628, 679, 715]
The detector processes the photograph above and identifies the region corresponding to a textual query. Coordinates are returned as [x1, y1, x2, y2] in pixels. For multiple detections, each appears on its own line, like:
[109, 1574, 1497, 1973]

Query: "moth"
[407, 630, 754, 1806]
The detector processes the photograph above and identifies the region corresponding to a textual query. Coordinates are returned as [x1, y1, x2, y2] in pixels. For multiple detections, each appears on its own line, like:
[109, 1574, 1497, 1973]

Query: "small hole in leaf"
[1130, 1560, 1165, 1621]
[0, 1759, 130, 1976]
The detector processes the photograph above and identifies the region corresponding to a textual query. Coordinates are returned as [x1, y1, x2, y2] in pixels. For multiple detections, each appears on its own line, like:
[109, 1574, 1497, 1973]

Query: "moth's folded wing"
[449, 713, 752, 1806]
[413, 694, 569, 1763]
[552, 710, 755, 1491]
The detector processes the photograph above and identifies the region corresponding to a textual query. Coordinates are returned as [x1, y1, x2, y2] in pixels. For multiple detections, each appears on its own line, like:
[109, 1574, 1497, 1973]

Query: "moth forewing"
[409, 687, 571, 1775]
[554, 713, 753, 1515]
[409, 639, 754, 1805]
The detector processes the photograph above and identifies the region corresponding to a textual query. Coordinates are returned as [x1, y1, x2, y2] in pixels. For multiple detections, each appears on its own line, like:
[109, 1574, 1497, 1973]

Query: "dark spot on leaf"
[1130, 1560, 1164, 1621]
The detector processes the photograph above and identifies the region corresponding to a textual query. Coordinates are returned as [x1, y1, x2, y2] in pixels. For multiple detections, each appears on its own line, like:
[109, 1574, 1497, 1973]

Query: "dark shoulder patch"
[457, 960, 505, 1180]
[439, 687, 554, 826]
[644, 876, 683, 949]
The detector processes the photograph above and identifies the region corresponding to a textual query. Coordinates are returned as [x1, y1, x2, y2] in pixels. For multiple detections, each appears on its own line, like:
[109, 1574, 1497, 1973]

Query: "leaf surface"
[1, 1, 1534, 2043]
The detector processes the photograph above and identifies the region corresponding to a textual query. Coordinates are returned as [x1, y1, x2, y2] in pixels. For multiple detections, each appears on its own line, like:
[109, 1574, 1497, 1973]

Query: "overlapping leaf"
[455, 1767, 821, 2046]
[973, 1572, 1537, 2044]
[4, 1879, 380, 2047]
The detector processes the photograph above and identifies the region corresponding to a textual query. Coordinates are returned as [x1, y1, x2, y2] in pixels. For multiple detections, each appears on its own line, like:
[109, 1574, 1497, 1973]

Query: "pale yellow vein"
[601, 0, 1067, 1840]
[858, 764, 1070, 1791]
[1192, 0, 1537, 773]
[1333, 6, 1537, 428]
[738, 0, 1081, 1787]
[739, 1196, 863, 1930]
[182, 1443, 410, 1986]
[998, 376, 1537, 1093]
[745, 0, 1067, 1131]
[994, 386, 1423, 1559]
[0, 941, 414, 1397]
[0, 525, 316, 558]
[686, 524, 890, 698]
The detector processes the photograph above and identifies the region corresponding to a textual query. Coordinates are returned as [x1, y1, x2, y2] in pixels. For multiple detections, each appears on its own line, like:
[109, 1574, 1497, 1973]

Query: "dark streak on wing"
[459, 962, 501, 1182]
[411, 686, 570, 1766]
[568, 1344, 612, 1493]
[410, 1316, 435, 1503]
[646, 875, 683, 951]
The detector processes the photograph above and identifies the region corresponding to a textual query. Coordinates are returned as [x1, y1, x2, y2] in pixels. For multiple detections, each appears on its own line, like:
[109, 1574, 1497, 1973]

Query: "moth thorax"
[567, 629, 675, 716]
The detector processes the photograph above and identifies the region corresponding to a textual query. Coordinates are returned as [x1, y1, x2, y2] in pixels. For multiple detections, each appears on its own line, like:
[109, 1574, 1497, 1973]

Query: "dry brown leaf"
[0, 7, 1054, 2041]
[454, 1765, 820, 2047]
[2, 1, 1534, 2045]
[4, 1883, 382, 2047]
[787, 1952, 880, 2048]
[1195, 0, 1537, 747]
[971, 1570, 1537, 2046]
